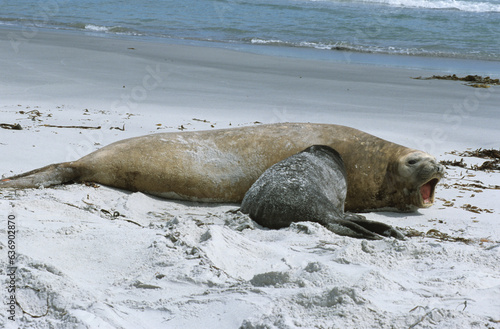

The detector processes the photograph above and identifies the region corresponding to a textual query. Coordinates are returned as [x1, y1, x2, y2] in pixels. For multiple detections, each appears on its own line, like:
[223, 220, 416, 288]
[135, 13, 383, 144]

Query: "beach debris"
[193, 118, 216, 128]
[42, 124, 101, 129]
[100, 209, 119, 218]
[461, 204, 493, 214]
[0, 123, 22, 130]
[475, 160, 500, 171]
[401, 227, 473, 244]
[192, 118, 211, 123]
[441, 149, 500, 171]
[62, 202, 82, 210]
[84, 182, 100, 188]
[440, 158, 467, 168]
[441, 199, 454, 207]
[19, 109, 43, 121]
[455, 182, 498, 190]
[440, 181, 499, 192]
[110, 124, 126, 131]
[413, 74, 500, 88]
[452, 148, 500, 159]
[100, 210, 144, 228]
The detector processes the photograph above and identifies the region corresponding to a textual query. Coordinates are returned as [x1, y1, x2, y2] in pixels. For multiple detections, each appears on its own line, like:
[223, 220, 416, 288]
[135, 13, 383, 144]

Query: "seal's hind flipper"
[323, 214, 405, 240]
[324, 220, 384, 240]
[0, 162, 78, 189]
[343, 213, 406, 240]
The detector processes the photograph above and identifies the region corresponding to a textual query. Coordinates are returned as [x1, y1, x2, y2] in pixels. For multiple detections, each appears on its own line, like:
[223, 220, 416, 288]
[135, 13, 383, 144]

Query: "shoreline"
[3, 24, 500, 75]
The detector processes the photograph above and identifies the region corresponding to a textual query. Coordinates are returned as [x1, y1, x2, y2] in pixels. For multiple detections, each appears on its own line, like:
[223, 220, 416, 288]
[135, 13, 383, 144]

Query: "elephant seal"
[240, 145, 405, 240]
[0, 123, 444, 212]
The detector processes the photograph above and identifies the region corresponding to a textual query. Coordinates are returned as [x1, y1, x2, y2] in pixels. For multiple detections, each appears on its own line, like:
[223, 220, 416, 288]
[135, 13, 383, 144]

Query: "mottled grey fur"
[240, 145, 404, 240]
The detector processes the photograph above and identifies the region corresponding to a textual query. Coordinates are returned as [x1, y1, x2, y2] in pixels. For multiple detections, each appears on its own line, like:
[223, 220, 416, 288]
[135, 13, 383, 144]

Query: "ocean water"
[1, 0, 499, 62]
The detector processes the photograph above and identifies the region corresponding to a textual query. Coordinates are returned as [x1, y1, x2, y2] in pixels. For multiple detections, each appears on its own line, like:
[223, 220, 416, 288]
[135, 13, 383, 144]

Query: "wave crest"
[84, 24, 138, 34]
[249, 38, 498, 60]
[313, 0, 500, 12]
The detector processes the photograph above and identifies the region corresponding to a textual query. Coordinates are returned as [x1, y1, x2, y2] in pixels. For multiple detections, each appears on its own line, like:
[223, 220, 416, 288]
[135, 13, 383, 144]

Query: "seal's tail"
[0, 162, 78, 189]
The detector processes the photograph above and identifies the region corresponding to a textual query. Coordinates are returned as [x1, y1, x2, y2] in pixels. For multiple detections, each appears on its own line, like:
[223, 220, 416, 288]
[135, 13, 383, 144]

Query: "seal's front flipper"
[0, 162, 78, 189]
[344, 213, 406, 240]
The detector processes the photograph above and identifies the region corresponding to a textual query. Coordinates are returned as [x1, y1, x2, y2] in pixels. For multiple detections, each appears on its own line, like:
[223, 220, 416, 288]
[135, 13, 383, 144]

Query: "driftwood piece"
[0, 123, 22, 130]
[42, 124, 101, 129]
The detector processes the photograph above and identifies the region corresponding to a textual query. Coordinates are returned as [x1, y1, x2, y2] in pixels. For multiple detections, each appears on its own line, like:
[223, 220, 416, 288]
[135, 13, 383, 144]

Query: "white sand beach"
[0, 28, 499, 328]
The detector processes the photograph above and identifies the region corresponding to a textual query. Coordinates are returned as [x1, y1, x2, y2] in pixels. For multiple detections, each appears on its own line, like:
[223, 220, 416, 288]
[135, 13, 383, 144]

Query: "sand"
[0, 27, 499, 328]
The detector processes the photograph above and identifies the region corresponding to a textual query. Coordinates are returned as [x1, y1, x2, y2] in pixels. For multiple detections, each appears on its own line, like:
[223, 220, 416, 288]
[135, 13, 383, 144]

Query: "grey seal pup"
[240, 145, 405, 240]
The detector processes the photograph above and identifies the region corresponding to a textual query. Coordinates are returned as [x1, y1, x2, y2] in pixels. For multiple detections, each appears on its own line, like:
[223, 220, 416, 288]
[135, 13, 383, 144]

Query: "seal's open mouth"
[419, 178, 439, 206]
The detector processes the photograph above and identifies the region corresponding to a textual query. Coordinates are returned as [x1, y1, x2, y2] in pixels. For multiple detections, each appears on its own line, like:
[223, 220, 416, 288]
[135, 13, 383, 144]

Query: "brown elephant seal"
[0, 123, 444, 211]
[240, 145, 405, 240]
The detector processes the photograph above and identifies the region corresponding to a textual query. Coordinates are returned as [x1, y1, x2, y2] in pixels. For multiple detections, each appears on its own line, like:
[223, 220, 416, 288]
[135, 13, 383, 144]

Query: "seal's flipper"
[0, 162, 78, 189]
[343, 213, 406, 240]
[324, 220, 383, 240]
[352, 220, 405, 240]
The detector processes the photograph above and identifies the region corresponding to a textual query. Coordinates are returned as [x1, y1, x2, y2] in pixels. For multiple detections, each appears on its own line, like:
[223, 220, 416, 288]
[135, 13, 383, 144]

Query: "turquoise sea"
[1, 0, 499, 66]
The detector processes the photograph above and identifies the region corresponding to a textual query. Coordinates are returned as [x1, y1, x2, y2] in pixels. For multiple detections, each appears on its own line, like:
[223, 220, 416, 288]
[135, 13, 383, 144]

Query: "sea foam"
[314, 0, 500, 12]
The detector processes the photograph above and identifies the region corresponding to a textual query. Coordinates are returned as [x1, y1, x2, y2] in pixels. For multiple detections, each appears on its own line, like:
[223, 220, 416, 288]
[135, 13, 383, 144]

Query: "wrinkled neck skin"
[378, 149, 421, 212]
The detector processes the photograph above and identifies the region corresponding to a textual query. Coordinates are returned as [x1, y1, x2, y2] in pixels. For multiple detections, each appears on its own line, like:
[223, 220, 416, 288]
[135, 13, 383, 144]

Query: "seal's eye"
[408, 159, 418, 165]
